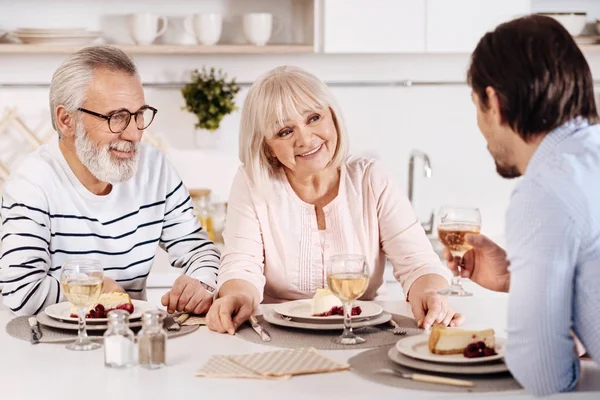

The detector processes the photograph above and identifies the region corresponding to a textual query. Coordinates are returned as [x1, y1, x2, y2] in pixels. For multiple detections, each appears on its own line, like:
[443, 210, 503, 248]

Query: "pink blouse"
[217, 157, 451, 303]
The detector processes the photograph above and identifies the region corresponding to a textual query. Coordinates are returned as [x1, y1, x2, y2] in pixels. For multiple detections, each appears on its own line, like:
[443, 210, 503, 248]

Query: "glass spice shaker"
[138, 309, 167, 369]
[103, 310, 136, 369]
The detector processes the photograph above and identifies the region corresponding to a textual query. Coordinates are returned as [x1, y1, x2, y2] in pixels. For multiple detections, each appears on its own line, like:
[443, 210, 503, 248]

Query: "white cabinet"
[426, 0, 531, 53]
[322, 0, 426, 53]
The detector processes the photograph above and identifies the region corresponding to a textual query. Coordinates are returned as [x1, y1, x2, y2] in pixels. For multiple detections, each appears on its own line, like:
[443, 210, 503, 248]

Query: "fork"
[387, 319, 407, 335]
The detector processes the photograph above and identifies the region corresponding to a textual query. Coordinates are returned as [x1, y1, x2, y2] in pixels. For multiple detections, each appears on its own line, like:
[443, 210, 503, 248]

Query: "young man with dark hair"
[444, 15, 599, 396]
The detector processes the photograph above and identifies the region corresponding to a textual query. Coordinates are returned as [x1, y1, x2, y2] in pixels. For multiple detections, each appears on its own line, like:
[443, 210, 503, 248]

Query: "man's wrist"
[200, 281, 216, 294]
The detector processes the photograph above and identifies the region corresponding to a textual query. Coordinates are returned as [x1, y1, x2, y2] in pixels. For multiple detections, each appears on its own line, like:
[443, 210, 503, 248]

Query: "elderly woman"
[207, 66, 463, 334]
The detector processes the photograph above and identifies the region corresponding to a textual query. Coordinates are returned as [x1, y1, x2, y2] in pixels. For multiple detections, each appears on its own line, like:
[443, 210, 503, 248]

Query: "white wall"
[1, 0, 600, 278]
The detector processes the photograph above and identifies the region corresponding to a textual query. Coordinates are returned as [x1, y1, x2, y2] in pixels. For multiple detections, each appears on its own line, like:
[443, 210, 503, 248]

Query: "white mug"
[243, 13, 279, 46]
[184, 14, 222, 45]
[129, 13, 168, 45]
[160, 16, 196, 45]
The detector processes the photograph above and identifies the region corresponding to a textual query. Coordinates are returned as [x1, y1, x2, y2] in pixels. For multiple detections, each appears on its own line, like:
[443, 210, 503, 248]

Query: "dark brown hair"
[467, 15, 598, 142]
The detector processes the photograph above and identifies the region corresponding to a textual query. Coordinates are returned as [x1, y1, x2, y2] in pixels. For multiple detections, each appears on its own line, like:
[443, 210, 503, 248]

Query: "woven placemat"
[348, 345, 523, 393]
[235, 314, 421, 350]
[6, 316, 199, 344]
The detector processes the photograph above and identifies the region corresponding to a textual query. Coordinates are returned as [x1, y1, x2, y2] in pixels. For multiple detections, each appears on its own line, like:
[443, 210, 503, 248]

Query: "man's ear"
[56, 105, 77, 139]
[485, 86, 503, 126]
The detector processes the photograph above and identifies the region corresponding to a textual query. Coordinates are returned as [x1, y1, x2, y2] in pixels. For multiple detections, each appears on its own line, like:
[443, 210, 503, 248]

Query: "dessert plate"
[45, 300, 155, 323]
[263, 309, 391, 331]
[273, 299, 383, 323]
[387, 347, 508, 375]
[395, 334, 505, 364]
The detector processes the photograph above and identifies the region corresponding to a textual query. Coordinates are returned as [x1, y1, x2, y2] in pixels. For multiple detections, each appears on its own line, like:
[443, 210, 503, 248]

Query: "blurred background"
[1, 0, 599, 284]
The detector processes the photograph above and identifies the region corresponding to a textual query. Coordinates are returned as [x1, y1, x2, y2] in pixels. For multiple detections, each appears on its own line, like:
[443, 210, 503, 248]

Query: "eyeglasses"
[77, 106, 158, 134]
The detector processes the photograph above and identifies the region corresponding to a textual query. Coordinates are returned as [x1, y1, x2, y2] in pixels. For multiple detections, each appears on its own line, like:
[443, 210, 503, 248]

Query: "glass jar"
[189, 188, 215, 242]
[138, 309, 167, 369]
[103, 310, 136, 369]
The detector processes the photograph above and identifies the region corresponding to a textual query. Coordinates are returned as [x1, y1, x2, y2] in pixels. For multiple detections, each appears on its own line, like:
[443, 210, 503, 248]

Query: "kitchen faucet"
[408, 149, 434, 235]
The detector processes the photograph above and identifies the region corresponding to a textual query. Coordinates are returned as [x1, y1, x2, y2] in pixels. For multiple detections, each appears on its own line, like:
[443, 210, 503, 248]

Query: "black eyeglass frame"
[77, 106, 158, 133]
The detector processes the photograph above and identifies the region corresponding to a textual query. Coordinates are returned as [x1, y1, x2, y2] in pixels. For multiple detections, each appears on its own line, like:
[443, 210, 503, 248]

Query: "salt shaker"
[138, 309, 167, 369]
[103, 310, 136, 369]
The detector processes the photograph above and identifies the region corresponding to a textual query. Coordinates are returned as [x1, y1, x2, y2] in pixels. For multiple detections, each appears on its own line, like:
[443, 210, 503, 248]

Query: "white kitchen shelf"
[0, 43, 315, 55]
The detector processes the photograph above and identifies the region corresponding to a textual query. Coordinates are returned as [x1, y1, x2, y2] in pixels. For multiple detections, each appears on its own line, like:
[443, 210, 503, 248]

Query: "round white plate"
[263, 309, 391, 331]
[44, 300, 156, 323]
[395, 334, 505, 364]
[273, 299, 383, 323]
[387, 347, 508, 375]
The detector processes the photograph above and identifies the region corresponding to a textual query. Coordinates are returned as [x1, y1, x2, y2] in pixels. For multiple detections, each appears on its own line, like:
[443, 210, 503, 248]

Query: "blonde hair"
[239, 66, 348, 191]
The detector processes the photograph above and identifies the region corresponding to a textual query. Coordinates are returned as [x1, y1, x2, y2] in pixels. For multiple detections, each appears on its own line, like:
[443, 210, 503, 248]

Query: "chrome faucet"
[408, 149, 434, 235]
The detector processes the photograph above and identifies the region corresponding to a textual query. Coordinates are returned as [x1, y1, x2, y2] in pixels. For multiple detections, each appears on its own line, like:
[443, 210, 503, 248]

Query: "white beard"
[74, 121, 140, 184]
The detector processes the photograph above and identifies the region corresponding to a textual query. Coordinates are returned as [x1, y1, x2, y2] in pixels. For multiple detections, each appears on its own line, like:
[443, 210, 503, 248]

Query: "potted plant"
[181, 67, 240, 146]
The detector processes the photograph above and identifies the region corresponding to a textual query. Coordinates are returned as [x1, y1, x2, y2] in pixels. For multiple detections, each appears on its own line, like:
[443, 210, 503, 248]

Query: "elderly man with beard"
[0, 46, 219, 316]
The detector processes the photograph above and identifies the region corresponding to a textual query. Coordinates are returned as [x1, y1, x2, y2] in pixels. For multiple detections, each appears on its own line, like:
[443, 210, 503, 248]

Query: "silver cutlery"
[377, 368, 474, 387]
[249, 315, 271, 342]
[28, 316, 42, 344]
[387, 318, 407, 335]
[165, 313, 190, 331]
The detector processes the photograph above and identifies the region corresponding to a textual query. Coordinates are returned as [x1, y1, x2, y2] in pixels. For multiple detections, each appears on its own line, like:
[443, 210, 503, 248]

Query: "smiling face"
[75, 68, 146, 183]
[264, 106, 338, 178]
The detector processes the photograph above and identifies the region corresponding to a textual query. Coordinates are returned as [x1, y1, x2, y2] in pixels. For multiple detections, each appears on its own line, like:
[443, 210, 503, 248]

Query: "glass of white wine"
[60, 259, 104, 351]
[437, 206, 482, 297]
[326, 254, 369, 345]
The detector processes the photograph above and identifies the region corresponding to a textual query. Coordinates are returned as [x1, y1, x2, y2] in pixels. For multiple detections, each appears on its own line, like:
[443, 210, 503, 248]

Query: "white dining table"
[1, 280, 599, 400]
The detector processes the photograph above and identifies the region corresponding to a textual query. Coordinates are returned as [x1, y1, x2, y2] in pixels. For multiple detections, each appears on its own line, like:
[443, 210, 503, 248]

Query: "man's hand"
[443, 234, 511, 292]
[102, 277, 126, 294]
[161, 275, 213, 314]
[206, 294, 255, 335]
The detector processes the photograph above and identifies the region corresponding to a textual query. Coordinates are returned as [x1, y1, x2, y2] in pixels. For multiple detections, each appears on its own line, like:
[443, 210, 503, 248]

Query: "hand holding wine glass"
[60, 258, 104, 351]
[437, 206, 481, 296]
[442, 233, 511, 293]
[327, 254, 369, 345]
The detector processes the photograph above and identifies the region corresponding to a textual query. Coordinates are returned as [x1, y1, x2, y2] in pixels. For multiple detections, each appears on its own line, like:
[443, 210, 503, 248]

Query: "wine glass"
[60, 258, 104, 351]
[437, 206, 481, 297]
[326, 254, 369, 345]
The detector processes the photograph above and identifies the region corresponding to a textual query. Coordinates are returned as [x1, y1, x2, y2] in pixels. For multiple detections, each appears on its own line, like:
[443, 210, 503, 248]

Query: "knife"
[28, 316, 42, 344]
[249, 315, 271, 342]
[379, 368, 473, 387]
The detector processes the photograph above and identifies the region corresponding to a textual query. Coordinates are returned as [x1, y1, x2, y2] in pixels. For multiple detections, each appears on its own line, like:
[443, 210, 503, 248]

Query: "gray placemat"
[235, 314, 422, 350]
[348, 345, 523, 393]
[6, 316, 199, 344]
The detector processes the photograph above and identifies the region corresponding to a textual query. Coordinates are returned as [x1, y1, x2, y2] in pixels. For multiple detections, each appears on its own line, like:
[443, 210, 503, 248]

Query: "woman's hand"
[407, 274, 465, 330]
[206, 294, 254, 334]
[410, 289, 465, 330]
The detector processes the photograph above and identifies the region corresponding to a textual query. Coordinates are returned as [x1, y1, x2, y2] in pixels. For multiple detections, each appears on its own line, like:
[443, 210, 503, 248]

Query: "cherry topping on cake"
[464, 341, 497, 358]
[315, 305, 362, 316]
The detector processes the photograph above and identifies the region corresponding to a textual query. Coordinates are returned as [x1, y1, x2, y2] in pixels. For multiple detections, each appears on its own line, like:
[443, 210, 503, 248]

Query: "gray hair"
[239, 65, 349, 191]
[49, 45, 137, 132]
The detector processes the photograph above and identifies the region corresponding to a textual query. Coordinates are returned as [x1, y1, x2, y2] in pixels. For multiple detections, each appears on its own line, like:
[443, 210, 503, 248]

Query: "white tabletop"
[1, 281, 599, 400]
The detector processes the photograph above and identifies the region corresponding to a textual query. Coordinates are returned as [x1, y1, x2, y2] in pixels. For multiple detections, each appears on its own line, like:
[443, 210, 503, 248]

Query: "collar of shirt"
[525, 117, 590, 177]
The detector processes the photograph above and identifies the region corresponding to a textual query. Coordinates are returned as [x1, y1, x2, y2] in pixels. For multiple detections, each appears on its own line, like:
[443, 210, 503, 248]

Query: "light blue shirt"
[504, 118, 600, 396]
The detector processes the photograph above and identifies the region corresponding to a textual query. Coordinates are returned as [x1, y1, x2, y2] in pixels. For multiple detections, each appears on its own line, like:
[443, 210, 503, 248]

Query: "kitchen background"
[1, 0, 599, 285]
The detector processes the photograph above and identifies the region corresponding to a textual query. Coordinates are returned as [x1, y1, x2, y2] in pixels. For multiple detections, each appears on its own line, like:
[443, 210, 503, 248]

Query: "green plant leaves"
[181, 67, 241, 131]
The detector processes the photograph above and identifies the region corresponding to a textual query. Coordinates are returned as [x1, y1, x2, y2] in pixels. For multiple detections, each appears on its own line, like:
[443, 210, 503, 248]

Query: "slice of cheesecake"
[70, 291, 134, 318]
[428, 324, 495, 355]
[310, 288, 362, 316]
[311, 288, 343, 316]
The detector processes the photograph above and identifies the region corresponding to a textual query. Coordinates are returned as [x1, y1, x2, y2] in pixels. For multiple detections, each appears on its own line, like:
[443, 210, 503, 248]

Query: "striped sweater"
[0, 138, 220, 316]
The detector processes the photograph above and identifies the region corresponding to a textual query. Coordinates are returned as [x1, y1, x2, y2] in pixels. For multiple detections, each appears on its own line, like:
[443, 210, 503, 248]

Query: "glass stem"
[77, 307, 88, 343]
[452, 255, 463, 287]
[343, 301, 353, 336]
